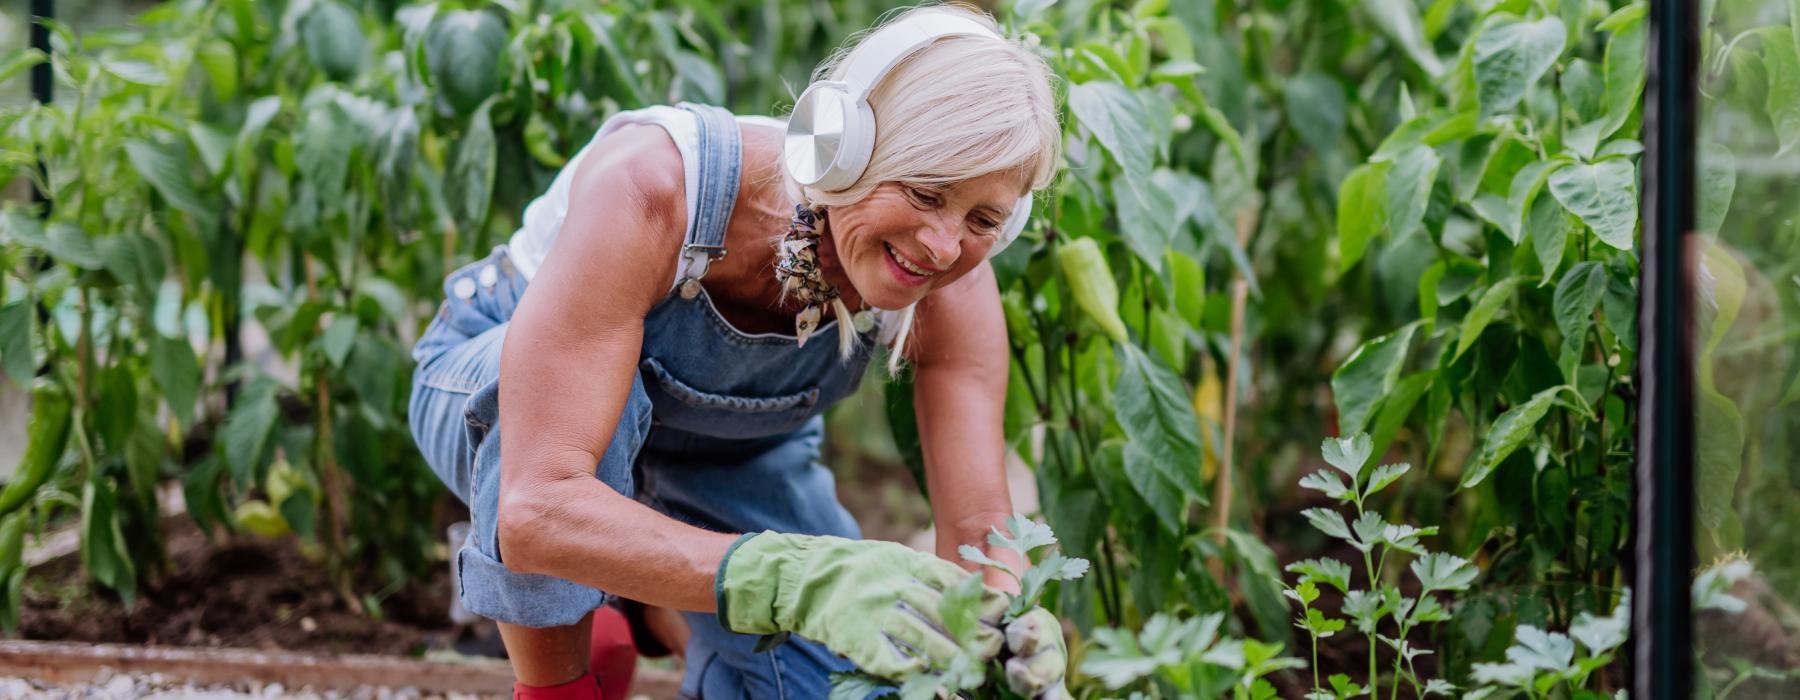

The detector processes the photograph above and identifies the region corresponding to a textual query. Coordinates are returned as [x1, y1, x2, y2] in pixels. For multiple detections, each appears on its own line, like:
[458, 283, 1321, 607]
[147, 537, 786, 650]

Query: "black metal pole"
[30, 0, 55, 212]
[1633, 0, 1696, 694]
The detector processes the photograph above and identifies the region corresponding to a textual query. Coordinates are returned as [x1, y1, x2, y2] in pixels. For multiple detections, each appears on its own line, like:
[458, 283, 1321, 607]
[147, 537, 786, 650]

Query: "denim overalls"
[407, 104, 877, 698]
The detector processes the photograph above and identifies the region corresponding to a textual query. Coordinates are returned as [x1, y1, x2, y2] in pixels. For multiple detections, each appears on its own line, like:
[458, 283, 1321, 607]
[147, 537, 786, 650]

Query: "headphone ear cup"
[987, 191, 1034, 258]
[828, 96, 878, 191]
[783, 84, 878, 192]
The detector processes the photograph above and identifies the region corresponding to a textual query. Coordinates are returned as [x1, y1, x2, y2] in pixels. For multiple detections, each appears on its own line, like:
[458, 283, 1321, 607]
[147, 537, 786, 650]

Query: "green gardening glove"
[1003, 607, 1070, 699]
[715, 531, 1008, 678]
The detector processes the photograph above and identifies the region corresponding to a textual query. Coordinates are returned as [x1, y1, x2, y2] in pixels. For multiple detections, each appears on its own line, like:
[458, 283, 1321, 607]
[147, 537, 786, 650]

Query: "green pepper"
[0, 379, 72, 519]
[1056, 238, 1129, 344]
[0, 513, 23, 571]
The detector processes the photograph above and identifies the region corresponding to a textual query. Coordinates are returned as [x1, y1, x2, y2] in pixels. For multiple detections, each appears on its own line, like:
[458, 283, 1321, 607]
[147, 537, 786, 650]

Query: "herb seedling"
[829, 515, 1088, 700]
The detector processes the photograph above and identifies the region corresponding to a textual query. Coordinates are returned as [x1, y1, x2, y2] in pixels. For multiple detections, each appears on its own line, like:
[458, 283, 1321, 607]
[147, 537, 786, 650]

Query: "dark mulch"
[21, 514, 458, 656]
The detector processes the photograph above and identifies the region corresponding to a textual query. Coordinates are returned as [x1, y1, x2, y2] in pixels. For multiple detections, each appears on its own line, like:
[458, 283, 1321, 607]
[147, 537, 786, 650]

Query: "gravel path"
[0, 671, 498, 699]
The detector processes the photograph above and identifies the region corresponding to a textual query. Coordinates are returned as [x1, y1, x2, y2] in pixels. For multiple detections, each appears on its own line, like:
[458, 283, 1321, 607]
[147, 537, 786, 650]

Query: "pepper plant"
[0, 0, 872, 626]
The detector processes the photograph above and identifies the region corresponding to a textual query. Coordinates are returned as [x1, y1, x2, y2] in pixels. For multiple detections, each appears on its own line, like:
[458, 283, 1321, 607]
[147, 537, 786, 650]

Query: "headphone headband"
[784, 9, 1034, 258]
[837, 12, 999, 103]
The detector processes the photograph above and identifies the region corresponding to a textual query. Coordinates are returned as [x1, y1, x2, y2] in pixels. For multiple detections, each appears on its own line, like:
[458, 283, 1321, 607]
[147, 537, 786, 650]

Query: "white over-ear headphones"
[783, 9, 1034, 258]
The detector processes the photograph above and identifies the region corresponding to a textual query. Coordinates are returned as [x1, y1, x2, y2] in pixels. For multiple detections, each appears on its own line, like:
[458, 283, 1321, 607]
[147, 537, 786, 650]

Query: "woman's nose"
[916, 220, 961, 267]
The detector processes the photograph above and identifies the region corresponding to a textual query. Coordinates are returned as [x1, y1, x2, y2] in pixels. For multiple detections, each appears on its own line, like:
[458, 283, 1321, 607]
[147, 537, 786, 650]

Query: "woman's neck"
[701, 123, 864, 331]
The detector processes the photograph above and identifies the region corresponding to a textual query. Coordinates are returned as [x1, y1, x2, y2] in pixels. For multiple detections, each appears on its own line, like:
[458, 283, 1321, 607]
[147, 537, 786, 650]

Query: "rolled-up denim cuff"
[456, 543, 607, 628]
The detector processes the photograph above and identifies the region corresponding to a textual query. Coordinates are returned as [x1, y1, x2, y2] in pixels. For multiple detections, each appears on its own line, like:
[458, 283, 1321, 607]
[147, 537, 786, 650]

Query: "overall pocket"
[638, 356, 819, 439]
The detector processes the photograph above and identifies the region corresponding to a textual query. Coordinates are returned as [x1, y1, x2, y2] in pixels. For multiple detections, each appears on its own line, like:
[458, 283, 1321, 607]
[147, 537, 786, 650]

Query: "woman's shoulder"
[568, 119, 688, 237]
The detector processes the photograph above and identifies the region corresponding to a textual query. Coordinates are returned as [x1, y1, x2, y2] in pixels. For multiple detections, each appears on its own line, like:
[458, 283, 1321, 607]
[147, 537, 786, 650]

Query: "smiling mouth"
[885, 242, 939, 277]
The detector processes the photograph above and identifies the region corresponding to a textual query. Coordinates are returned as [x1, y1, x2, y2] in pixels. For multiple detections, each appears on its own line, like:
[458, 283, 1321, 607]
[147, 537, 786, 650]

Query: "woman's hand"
[1004, 607, 1070, 699]
[715, 532, 1009, 678]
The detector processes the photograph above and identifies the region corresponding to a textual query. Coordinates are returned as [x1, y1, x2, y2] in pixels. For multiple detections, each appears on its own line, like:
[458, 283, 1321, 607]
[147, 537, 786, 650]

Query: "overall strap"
[674, 103, 743, 298]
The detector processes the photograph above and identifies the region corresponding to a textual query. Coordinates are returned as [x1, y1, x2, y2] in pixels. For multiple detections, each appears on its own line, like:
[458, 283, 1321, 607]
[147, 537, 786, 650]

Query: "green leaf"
[1506, 626, 1576, 673]
[1351, 511, 1390, 552]
[1462, 386, 1564, 488]
[1419, 260, 1445, 324]
[220, 378, 280, 484]
[1385, 145, 1441, 239]
[1504, 160, 1566, 244]
[1527, 187, 1580, 283]
[295, 101, 353, 217]
[1286, 558, 1353, 592]
[1122, 438, 1186, 536]
[187, 123, 233, 179]
[125, 139, 211, 223]
[1411, 552, 1479, 592]
[1697, 389, 1744, 532]
[1547, 160, 1638, 250]
[1304, 608, 1347, 636]
[1578, 9, 1648, 146]
[321, 315, 358, 369]
[1112, 171, 1178, 271]
[102, 59, 168, 86]
[0, 301, 31, 388]
[1057, 238, 1128, 343]
[1764, 27, 1800, 156]
[938, 573, 986, 645]
[1337, 162, 1390, 272]
[1285, 72, 1346, 154]
[1698, 141, 1737, 233]
[44, 224, 102, 269]
[1342, 590, 1386, 633]
[1361, 0, 1446, 77]
[0, 49, 46, 86]
[1081, 625, 1168, 688]
[828, 673, 890, 700]
[149, 334, 200, 429]
[1069, 81, 1155, 184]
[1474, 17, 1567, 117]
[1321, 433, 1373, 481]
[1363, 463, 1411, 499]
[449, 99, 499, 231]
[1113, 343, 1206, 525]
[300, 0, 365, 81]
[1569, 599, 1629, 655]
[1332, 323, 1418, 435]
[1012, 551, 1089, 618]
[1302, 507, 1354, 541]
[1604, 270, 1638, 352]
[427, 10, 508, 115]
[987, 514, 1058, 556]
[1299, 470, 1355, 501]
[1456, 277, 1523, 359]
[1553, 262, 1607, 357]
[1562, 59, 1604, 121]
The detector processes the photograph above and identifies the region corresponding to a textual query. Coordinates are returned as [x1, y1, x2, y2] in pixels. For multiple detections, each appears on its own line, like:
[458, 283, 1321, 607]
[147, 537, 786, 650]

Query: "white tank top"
[504, 106, 786, 282]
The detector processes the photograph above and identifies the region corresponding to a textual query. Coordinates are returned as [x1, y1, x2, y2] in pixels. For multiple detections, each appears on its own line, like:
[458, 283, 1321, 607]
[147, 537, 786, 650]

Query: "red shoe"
[590, 604, 638, 700]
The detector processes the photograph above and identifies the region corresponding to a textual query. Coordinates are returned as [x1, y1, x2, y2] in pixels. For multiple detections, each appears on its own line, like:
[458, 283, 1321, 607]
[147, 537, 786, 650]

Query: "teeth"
[886, 243, 935, 276]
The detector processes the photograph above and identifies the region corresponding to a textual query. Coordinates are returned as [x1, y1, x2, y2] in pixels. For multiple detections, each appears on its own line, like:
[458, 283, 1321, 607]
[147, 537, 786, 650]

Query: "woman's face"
[825, 170, 1025, 310]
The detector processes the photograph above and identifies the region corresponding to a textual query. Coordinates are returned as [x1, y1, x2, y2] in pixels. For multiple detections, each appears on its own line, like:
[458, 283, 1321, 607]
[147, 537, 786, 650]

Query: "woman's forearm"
[914, 360, 1024, 588]
[498, 469, 736, 613]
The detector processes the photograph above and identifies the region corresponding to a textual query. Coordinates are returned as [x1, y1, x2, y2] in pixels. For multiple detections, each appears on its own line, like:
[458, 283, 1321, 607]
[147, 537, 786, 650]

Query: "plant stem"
[1310, 627, 1321, 691]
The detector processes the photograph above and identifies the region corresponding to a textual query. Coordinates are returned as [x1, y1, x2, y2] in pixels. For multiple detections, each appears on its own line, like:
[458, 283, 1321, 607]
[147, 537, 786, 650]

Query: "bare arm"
[494, 126, 736, 613]
[910, 262, 1026, 591]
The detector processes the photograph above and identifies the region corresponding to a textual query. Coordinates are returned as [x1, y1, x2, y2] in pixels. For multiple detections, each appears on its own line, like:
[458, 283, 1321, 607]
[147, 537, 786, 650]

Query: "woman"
[408, 4, 1064, 698]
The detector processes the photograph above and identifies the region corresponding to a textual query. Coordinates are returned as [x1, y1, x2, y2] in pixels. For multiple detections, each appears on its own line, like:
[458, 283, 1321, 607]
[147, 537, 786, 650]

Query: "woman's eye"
[907, 187, 940, 207]
[974, 216, 1000, 232]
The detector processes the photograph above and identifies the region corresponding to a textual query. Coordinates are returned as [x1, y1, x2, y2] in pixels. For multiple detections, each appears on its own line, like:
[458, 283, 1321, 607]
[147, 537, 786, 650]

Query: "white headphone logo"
[782, 9, 1034, 258]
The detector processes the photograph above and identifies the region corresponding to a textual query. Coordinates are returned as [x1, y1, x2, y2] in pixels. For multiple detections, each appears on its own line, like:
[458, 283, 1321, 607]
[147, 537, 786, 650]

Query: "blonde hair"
[781, 3, 1061, 373]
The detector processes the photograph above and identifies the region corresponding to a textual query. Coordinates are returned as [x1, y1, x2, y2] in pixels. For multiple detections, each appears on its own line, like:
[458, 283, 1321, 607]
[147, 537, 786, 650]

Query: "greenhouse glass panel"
[1686, 0, 1800, 695]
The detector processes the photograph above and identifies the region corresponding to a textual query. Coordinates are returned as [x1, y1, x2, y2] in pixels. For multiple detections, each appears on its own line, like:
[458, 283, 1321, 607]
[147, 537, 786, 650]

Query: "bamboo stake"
[1212, 206, 1258, 568]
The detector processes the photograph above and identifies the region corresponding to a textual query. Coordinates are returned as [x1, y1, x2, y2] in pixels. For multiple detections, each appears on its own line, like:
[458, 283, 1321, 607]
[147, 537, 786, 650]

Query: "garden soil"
[23, 514, 456, 656]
